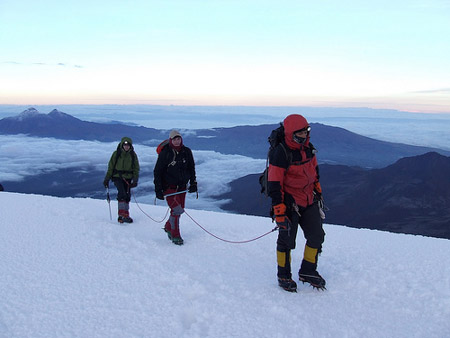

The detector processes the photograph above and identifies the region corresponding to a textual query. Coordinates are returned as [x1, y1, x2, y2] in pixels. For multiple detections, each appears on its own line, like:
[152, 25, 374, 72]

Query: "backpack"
[156, 139, 169, 154]
[259, 124, 292, 196]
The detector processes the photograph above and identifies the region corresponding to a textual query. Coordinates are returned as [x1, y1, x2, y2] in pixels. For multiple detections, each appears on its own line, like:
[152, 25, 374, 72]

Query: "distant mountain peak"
[16, 107, 42, 121]
[20, 107, 40, 116]
[13, 108, 79, 121]
[391, 151, 450, 171]
[49, 109, 63, 114]
[23, 107, 39, 113]
[48, 109, 76, 120]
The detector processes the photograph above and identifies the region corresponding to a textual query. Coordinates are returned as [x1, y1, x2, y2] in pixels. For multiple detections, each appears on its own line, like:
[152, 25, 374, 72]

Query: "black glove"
[188, 182, 197, 193]
[130, 178, 138, 188]
[156, 190, 164, 200]
[277, 217, 291, 231]
[103, 178, 110, 188]
[314, 190, 326, 219]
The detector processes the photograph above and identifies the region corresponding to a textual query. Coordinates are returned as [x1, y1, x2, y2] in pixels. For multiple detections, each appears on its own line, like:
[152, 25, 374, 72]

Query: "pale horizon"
[1, 0, 449, 113]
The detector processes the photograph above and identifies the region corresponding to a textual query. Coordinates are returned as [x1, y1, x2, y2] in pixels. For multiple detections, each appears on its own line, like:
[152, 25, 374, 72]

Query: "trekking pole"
[164, 190, 188, 198]
[106, 187, 112, 220]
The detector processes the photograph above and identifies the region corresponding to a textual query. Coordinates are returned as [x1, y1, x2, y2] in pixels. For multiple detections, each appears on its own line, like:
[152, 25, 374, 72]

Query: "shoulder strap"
[279, 143, 293, 166]
[261, 142, 292, 196]
[130, 148, 136, 169]
[167, 148, 177, 167]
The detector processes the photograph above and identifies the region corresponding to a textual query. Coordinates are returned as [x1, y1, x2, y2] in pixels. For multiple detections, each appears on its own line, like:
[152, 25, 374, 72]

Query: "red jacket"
[268, 114, 321, 208]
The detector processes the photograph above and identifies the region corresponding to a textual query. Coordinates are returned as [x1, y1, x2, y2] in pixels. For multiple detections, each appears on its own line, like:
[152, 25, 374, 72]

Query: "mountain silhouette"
[1, 108, 449, 168]
[0, 107, 163, 142]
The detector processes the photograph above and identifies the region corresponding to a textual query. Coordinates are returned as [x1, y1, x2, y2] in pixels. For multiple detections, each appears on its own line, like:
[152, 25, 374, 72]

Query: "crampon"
[299, 272, 327, 290]
[278, 278, 297, 293]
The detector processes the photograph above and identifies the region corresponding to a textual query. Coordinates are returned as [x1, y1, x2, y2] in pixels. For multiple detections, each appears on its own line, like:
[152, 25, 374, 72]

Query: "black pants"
[277, 202, 325, 278]
[113, 178, 131, 202]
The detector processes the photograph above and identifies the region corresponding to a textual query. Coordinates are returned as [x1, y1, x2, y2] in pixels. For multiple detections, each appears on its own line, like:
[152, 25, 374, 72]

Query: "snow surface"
[1, 192, 449, 338]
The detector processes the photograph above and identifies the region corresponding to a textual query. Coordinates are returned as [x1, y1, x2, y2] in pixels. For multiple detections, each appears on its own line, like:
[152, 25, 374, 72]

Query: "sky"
[1, 0, 450, 113]
[1, 192, 449, 337]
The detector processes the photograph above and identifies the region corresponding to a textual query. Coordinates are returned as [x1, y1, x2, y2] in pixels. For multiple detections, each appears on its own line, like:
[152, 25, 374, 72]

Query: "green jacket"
[105, 137, 140, 181]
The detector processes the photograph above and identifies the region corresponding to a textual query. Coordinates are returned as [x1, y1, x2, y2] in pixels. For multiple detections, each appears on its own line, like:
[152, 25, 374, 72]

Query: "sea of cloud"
[1, 105, 450, 211]
[0, 134, 265, 211]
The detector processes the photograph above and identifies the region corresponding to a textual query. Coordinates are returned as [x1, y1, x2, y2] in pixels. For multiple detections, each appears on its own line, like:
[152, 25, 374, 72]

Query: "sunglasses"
[296, 126, 311, 133]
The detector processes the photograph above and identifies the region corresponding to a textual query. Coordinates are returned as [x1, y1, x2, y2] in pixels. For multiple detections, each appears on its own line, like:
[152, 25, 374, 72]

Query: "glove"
[103, 178, 110, 188]
[314, 190, 326, 219]
[130, 178, 138, 188]
[156, 190, 164, 200]
[273, 203, 291, 230]
[188, 182, 197, 193]
[273, 203, 286, 220]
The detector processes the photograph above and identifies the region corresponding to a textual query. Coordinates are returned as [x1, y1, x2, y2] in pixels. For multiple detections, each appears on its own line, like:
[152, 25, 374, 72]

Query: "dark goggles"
[295, 126, 311, 134]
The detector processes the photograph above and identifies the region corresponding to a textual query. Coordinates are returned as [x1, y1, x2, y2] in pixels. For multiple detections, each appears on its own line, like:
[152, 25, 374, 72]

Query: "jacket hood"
[283, 114, 310, 149]
[119, 137, 133, 147]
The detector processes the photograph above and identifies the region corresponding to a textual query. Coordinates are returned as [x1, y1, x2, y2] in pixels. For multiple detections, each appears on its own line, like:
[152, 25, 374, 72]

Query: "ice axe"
[154, 189, 189, 205]
[106, 187, 112, 220]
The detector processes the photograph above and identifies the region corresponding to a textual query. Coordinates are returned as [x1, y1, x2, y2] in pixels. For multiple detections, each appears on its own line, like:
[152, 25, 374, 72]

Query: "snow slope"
[1, 192, 449, 338]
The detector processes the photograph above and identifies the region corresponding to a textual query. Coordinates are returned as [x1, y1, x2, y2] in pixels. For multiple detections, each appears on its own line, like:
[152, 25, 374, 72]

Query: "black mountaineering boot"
[299, 246, 326, 290]
[299, 259, 326, 290]
[171, 237, 184, 245]
[277, 250, 296, 292]
[278, 277, 297, 292]
[118, 216, 133, 224]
